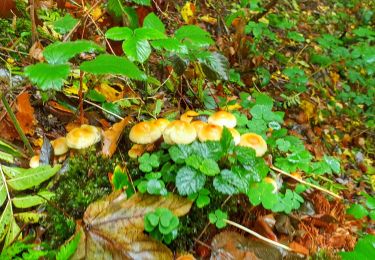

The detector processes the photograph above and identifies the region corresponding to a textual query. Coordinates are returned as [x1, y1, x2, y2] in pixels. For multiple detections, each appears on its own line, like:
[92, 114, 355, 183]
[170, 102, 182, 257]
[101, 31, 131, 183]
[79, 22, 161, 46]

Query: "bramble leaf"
[24, 63, 70, 91]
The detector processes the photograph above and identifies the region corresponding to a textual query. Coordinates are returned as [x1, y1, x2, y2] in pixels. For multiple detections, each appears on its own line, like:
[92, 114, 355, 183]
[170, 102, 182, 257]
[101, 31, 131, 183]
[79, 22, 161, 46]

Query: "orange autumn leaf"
[16, 92, 37, 136]
[102, 116, 133, 157]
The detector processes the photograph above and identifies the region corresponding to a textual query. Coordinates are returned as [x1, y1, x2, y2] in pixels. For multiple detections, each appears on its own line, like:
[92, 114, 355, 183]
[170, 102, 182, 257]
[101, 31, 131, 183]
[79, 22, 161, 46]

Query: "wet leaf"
[15, 92, 36, 135]
[72, 191, 192, 259]
[102, 116, 133, 157]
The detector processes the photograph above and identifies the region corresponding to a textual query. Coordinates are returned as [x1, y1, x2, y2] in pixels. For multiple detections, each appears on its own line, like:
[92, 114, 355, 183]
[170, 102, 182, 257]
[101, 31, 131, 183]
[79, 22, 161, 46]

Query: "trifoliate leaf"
[176, 167, 206, 196]
[105, 27, 133, 41]
[135, 27, 166, 40]
[24, 63, 70, 91]
[174, 25, 214, 47]
[143, 12, 165, 33]
[248, 181, 278, 209]
[122, 36, 151, 62]
[199, 52, 230, 81]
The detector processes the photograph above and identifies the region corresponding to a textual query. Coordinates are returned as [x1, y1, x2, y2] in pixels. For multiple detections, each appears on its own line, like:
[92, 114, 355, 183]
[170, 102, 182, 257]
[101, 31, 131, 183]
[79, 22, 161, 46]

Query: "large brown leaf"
[102, 116, 133, 157]
[72, 191, 192, 260]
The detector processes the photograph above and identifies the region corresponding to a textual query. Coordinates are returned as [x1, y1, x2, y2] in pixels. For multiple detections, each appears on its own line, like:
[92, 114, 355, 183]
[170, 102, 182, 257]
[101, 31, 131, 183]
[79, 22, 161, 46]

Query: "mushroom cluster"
[29, 124, 102, 168]
[128, 110, 268, 158]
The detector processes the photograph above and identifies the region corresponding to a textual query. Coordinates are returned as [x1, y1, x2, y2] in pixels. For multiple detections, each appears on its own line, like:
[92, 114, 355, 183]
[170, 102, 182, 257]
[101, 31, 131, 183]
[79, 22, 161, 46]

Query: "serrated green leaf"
[24, 63, 70, 91]
[5, 165, 61, 191]
[12, 191, 54, 208]
[80, 54, 146, 80]
[135, 27, 166, 40]
[200, 159, 220, 176]
[131, 0, 151, 6]
[174, 25, 214, 47]
[0, 201, 12, 242]
[143, 13, 165, 33]
[176, 167, 206, 196]
[213, 169, 244, 195]
[105, 26, 133, 41]
[199, 52, 229, 81]
[4, 218, 20, 247]
[324, 155, 341, 174]
[53, 14, 78, 34]
[122, 36, 151, 62]
[0, 175, 6, 207]
[169, 145, 192, 164]
[152, 39, 187, 53]
[43, 40, 103, 64]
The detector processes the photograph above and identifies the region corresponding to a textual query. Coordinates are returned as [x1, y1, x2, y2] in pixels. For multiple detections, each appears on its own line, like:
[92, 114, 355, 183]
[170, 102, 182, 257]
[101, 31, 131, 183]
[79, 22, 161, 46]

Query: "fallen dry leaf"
[16, 92, 37, 136]
[72, 191, 192, 260]
[102, 116, 133, 157]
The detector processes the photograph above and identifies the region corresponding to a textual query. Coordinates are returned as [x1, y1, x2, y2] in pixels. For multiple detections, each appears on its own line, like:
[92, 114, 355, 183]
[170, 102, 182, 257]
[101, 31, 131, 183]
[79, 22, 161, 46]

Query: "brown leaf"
[289, 241, 309, 256]
[72, 191, 192, 260]
[16, 92, 37, 136]
[0, 0, 15, 18]
[102, 116, 133, 157]
[29, 41, 44, 61]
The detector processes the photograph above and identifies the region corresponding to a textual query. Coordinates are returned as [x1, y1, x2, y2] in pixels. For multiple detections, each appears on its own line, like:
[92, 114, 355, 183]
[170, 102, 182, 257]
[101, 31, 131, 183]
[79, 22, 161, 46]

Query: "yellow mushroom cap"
[129, 121, 162, 144]
[208, 111, 237, 128]
[239, 133, 267, 157]
[229, 128, 241, 145]
[66, 124, 102, 149]
[152, 118, 170, 132]
[29, 155, 40, 168]
[198, 124, 223, 142]
[163, 120, 197, 145]
[180, 110, 199, 123]
[191, 120, 207, 133]
[51, 137, 69, 156]
[128, 144, 146, 159]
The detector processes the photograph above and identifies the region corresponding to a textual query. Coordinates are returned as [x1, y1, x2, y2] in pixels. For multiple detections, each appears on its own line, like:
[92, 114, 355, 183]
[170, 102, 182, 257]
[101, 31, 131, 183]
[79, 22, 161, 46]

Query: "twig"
[66, 94, 124, 120]
[270, 165, 342, 200]
[30, 0, 38, 44]
[225, 219, 292, 251]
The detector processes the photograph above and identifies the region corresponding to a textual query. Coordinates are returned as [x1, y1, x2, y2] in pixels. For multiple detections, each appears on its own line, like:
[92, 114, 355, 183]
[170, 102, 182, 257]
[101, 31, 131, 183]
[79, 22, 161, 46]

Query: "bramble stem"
[225, 219, 292, 251]
[0, 93, 34, 156]
[270, 166, 342, 200]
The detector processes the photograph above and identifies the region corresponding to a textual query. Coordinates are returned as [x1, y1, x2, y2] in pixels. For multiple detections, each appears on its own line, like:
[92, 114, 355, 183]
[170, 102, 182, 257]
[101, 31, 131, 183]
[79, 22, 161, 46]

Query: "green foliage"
[340, 235, 375, 260]
[52, 14, 78, 34]
[55, 233, 81, 260]
[209, 209, 227, 228]
[144, 208, 179, 244]
[112, 165, 134, 197]
[347, 192, 375, 220]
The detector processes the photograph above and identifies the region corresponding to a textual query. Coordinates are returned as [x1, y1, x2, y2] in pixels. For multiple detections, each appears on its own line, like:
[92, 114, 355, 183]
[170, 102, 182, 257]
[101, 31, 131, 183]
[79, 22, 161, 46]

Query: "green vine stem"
[0, 93, 34, 156]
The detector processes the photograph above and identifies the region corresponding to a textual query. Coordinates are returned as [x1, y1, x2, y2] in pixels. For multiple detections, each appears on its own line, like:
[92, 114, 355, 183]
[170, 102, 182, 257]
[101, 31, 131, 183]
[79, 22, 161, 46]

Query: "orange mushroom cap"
[208, 111, 237, 128]
[198, 124, 223, 142]
[163, 120, 197, 145]
[239, 133, 267, 157]
[180, 110, 199, 123]
[66, 124, 102, 149]
[129, 121, 162, 144]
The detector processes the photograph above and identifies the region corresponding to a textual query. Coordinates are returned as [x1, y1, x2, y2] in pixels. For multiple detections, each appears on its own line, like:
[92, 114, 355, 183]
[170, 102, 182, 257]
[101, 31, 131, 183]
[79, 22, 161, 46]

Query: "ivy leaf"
[43, 40, 103, 64]
[80, 54, 147, 80]
[175, 167, 206, 196]
[347, 204, 369, 219]
[200, 159, 220, 176]
[24, 63, 70, 91]
[53, 14, 78, 34]
[143, 12, 165, 33]
[105, 27, 133, 41]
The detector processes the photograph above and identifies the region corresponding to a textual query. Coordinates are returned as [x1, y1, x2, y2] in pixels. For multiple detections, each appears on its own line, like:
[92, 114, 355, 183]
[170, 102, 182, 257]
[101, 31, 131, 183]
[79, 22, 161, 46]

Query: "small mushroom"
[163, 120, 197, 145]
[239, 133, 267, 157]
[128, 144, 146, 159]
[29, 155, 40, 168]
[66, 124, 102, 150]
[191, 120, 207, 133]
[180, 110, 199, 123]
[129, 121, 162, 144]
[51, 137, 69, 156]
[229, 128, 241, 145]
[198, 124, 223, 142]
[208, 111, 237, 128]
[152, 118, 170, 132]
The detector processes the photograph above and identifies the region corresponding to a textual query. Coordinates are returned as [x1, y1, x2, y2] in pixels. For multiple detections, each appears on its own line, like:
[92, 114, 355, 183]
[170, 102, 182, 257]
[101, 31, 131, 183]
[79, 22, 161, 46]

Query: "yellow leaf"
[95, 82, 124, 102]
[200, 15, 217, 25]
[102, 116, 133, 157]
[181, 2, 195, 24]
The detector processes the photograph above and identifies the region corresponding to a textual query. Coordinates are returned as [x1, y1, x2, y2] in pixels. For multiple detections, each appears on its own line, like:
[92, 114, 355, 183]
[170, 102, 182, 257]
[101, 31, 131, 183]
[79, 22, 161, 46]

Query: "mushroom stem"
[270, 166, 342, 200]
[224, 219, 292, 251]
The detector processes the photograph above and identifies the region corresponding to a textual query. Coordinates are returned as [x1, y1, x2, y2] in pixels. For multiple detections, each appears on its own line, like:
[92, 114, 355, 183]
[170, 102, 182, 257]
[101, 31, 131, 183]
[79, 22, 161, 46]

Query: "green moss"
[43, 151, 117, 248]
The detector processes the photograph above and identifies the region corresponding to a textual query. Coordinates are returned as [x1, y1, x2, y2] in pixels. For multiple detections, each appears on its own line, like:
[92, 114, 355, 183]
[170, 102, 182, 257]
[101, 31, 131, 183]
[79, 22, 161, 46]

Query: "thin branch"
[225, 219, 292, 251]
[270, 165, 342, 200]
